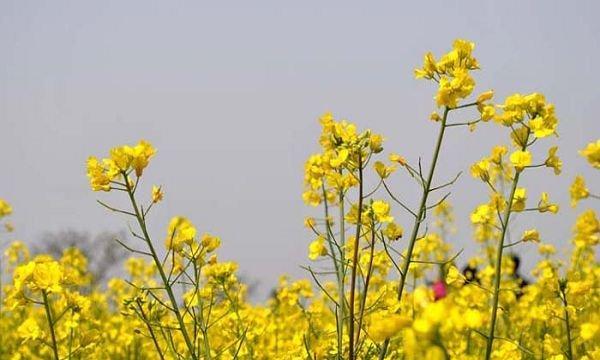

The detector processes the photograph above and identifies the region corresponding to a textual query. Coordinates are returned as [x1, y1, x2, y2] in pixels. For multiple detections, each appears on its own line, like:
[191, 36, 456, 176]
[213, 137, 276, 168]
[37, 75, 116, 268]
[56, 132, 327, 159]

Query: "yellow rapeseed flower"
[545, 146, 562, 175]
[522, 229, 541, 243]
[374, 161, 395, 179]
[201, 233, 221, 253]
[151, 185, 164, 203]
[511, 188, 527, 212]
[165, 216, 197, 251]
[446, 265, 466, 287]
[389, 153, 407, 166]
[0, 198, 13, 218]
[368, 312, 411, 342]
[308, 236, 327, 260]
[579, 139, 600, 168]
[371, 200, 393, 223]
[17, 318, 43, 342]
[510, 150, 532, 171]
[384, 222, 404, 241]
[538, 192, 559, 213]
[569, 175, 589, 207]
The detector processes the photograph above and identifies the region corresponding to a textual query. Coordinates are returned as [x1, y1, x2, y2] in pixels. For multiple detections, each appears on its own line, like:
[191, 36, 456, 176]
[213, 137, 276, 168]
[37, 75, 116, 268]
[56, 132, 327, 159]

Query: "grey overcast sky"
[1, 1, 598, 298]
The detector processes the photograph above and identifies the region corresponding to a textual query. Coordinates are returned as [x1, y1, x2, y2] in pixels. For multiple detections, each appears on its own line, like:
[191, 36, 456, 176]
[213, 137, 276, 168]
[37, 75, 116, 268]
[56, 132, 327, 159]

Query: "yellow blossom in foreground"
[308, 236, 327, 260]
[414, 52, 438, 79]
[510, 150, 532, 171]
[572, 210, 599, 248]
[480, 104, 496, 121]
[17, 318, 43, 342]
[415, 39, 479, 108]
[330, 148, 349, 168]
[470, 203, 494, 225]
[470, 158, 491, 181]
[545, 146, 562, 175]
[430, 112, 442, 122]
[303, 217, 316, 229]
[151, 185, 164, 203]
[477, 89, 494, 103]
[371, 200, 393, 223]
[128, 140, 156, 177]
[374, 161, 395, 179]
[522, 229, 541, 243]
[492, 341, 521, 360]
[538, 243, 556, 256]
[369, 133, 384, 153]
[580, 323, 599, 340]
[538, 192, 559, 213]
[464, 309, 484, 328]
[302, 189, 321, 207]
[570, 175, 589, 207]
[384, 222, 404, 241]
[12, 259, 65, 295]
[86, 140, 156, 191]
[203, 261, 238, 284]
[201, 233, 221, 253]
[511, 187, 527, 212]
[389, 153, 407, 166]
[86, 157, 112, 191]
[165, 216, 197, 251]
[496, 92, 557, 138]
[368, 312, 411, 342]
[446, 265, 465, 287]
[0, 198, 13, 218]
[32, 260, 64, 293]
[435, 68, 475, 108]
[579, 139, 600, 168]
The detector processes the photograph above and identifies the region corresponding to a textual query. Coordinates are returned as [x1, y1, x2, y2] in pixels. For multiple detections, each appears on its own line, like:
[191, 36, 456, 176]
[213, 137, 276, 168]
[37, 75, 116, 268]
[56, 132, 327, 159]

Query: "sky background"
[1, 1, 599, 299]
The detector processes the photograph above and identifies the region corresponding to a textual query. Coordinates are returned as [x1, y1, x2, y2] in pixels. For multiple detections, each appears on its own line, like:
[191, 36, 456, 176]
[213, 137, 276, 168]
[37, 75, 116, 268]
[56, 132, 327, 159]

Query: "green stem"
[560, 286, 574, 360]
[397, 107, 448, 299]
[193, 261, 212, 360]
[484, 131, 530, 360]
[137, 300, 166, 360]
[338, 190, 347, 360]
[348, 153, 364, 360]
[484, 176, 517, 358]
[379, 107, 449, 359]
[322, 185, 344, 359]
[354, 224, 376, 353]
[223, 285, 251, 358]
[42, 291, 60, 360]
[123, 173, 198, 360]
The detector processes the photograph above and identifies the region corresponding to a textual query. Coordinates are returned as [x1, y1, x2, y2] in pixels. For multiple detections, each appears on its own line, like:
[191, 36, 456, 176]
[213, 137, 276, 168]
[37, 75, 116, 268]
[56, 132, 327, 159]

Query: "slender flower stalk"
[559, 280, 574, 360]
[354, 223, 376, 352]
[42, 290, 60, 360]
[379, 106, 450, 359]
[484, 129, 530, 360]
[396, 107, 449, 300]
[321, 184, 344, 358]
[337, 190, 347, 359]
[348, 153, 364, 360]
[122, 172, 198, 360]
[136, 299, 166, 360]
[192, 261, 212, 360]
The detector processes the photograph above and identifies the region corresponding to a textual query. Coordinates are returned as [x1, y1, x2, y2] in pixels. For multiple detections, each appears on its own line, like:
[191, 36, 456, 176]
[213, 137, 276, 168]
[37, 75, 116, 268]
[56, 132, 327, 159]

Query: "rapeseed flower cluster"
[0, 39, 598, 360]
